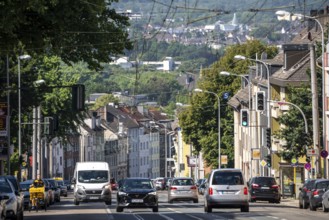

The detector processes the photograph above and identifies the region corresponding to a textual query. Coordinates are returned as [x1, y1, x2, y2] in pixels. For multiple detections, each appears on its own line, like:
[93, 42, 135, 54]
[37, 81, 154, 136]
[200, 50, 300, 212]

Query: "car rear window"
[172, 179, 194, 186]
[254, 177, 276, 186]
[316, 181, 329, 189]
[212, 171, 244, 185]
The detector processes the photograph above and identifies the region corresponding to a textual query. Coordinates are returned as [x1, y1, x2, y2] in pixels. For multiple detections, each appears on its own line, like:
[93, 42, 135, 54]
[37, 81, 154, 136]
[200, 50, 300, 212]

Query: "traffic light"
[240, 109, 249, 127]
[72, 84, 85, 111]
[256, 91, 265, 111]
[266, 128, 271, 149]
[266, 155, 271, 167]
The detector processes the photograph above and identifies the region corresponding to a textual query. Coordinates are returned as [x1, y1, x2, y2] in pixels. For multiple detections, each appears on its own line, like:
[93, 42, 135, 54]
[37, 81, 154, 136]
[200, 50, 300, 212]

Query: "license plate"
[261, 187, 270, 189]
[90, 196, 99, 200]
[132, 199, 144, 203]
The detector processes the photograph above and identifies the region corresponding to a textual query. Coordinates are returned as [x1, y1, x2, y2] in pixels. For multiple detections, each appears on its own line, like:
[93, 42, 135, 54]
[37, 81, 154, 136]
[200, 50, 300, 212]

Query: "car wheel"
[309, 202, 316, 211]
[193, 199, 198, 203]
[275, 199, 280, 204]
[323, 203, 329, 212]
[116, 207, 123, 212]
[168, 199, 173, 204]
[302, 199, 308, 209]
[74, 198, 79, 205]
[241, 205, 249, 212]
[152, 206, 158, 212]
[204, 200, 212, 213]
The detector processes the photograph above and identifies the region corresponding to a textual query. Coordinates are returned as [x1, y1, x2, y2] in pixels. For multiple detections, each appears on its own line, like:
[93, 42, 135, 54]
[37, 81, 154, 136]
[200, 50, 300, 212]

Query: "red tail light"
[190, 186, 197, 190]
[252, 183, 260, 189]
[271, 185, 279, 189]
[209, 187, 213, 195]
[243, 187, 248, 195]
[313, 190, 319, 196]
[170, 187, 177, 190]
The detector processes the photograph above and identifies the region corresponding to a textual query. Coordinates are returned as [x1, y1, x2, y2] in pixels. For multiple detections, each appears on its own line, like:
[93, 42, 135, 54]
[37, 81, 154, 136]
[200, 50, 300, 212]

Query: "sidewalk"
[281, 196, 299, 207]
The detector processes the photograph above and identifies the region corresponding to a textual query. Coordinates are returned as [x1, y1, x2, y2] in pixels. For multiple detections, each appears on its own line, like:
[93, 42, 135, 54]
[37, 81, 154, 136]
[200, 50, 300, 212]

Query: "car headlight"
[118, 191, 127, 196]
[77, 185, 85, 190]
[148, 191, 157, 196]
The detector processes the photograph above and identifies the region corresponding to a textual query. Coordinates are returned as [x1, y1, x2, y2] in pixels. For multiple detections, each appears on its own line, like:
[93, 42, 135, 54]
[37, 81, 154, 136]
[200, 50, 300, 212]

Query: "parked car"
[204, 168, 249, 213]
[56, 180, 68, 197]
[64, 180, 72, 190]
[298, 179, 316, 209]
[322, 187, 329, 212]
[45, 178, 61, 202]
[196, 178, 206, 187]
[0, 177, 24, 220]
[248, 176, 281, 203]
[116, 178, 158, 212]
[309, 179, 329, 211]
[0, 195, 6, 220]
[168, 177, 198, 203]
[1, 175, 24, 210]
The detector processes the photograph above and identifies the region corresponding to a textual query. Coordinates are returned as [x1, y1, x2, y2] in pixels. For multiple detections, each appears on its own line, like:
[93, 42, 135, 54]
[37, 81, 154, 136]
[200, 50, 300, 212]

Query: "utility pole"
[310, 44, 320, 178]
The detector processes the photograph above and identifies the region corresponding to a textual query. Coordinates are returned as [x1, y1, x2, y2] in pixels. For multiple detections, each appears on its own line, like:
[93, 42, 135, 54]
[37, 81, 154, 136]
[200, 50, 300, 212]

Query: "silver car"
[204, 168, 249, 212]
[168, 177, 198, 203]
[323, 187, 329, 212]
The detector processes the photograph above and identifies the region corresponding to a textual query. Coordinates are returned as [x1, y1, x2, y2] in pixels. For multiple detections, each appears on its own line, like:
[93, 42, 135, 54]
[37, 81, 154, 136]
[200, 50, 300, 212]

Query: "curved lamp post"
[194, 88, 221, 169]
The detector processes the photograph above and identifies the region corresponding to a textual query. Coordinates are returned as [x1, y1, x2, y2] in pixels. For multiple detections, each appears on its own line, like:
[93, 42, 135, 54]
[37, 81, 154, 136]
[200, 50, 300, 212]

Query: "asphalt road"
[22, 190, 329, 220]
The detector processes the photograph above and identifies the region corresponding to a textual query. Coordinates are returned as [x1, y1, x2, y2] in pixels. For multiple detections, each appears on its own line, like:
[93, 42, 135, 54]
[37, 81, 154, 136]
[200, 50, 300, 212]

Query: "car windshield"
[172, 179, 194, 186]
[212, 171, 244, 185]
[0, 180, 13, 193]
[78, 170, 108, 183]
[122, 179, 153, 190]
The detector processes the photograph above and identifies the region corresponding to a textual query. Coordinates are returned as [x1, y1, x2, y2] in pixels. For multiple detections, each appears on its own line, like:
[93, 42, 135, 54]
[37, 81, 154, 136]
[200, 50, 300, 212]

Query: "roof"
[227, 87, 250, 109]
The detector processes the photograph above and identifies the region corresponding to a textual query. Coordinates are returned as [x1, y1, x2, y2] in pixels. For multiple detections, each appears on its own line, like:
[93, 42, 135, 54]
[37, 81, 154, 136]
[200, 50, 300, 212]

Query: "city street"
[23, 190, 329, 220]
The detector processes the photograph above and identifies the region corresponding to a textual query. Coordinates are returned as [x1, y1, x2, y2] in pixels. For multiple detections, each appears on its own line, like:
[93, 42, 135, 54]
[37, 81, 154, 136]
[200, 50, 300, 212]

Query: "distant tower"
[231, 13, 238, 25]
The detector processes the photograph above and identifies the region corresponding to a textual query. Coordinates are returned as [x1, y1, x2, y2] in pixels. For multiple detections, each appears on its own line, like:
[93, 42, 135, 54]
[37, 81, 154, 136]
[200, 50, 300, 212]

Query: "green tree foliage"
[91, 94, 119, 110]
[0, 0, 132, 70]
[178, 40, 278, 168]
[276, 85, 313, 161]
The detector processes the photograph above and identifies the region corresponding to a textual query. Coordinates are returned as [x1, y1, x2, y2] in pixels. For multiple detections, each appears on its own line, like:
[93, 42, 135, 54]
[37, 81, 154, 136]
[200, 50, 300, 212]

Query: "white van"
[72, 162, 112, 205]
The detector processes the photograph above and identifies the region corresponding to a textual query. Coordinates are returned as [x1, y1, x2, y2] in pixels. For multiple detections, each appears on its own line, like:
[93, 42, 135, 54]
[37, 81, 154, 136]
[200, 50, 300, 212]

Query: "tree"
[276, 85, 313, 160]
[91, 94, 119, 110]
[178, 40, 278, 168]
[0, 1, 132, 70]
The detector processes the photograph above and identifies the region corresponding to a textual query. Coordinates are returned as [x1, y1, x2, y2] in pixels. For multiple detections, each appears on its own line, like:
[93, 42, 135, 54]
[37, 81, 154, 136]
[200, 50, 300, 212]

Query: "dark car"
[19, 180, 34, 210]
[56, 180, 68, 197]
[0, 177, 24, 220]
[248, 176, 281, 203]
[298, 179, 316, 209]
[116, 178, 158, 213]
[45, 179, 61, 202]
[309, 179, 329, 211]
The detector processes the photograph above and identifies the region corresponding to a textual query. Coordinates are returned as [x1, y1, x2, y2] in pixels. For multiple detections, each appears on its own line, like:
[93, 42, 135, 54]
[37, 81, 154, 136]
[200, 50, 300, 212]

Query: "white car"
[204, 168, 249, 213]
[0, 177, 24, 220]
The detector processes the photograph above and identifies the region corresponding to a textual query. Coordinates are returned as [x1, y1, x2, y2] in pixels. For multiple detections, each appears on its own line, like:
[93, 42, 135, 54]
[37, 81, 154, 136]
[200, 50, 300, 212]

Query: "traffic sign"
[260, 160, 267, 167]
[223, 92, 230, 100]
[307, 148, 319, 156]
[320, 150, 328, 158]
[304, 163, 311, 170]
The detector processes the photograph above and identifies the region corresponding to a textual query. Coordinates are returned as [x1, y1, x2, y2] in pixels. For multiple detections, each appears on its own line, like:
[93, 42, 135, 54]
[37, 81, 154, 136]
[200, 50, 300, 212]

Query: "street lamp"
[220, 71, 253, 178]
[276, 10, 325, 178]
[194, 88, 221, 169]
[18, 54, 31, 181]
